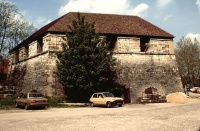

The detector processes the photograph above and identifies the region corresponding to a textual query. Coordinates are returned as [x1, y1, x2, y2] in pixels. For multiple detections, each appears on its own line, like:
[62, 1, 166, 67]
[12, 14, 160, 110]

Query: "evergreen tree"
[56, 13, 118, 102]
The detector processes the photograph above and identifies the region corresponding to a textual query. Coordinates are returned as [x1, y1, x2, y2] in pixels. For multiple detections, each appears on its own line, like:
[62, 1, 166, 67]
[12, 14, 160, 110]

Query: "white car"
[90, 92, 123, 108]
[190, 87, 200, 93]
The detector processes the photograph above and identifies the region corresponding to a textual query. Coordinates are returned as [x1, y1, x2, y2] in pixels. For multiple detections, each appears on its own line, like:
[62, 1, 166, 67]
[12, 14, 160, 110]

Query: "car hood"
[105, 97, 123, 100]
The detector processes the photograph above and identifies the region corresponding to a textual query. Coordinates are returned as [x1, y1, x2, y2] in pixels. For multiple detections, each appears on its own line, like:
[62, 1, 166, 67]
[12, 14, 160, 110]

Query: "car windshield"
[103, 93, 114, 97]
[29, 93, 43, 98]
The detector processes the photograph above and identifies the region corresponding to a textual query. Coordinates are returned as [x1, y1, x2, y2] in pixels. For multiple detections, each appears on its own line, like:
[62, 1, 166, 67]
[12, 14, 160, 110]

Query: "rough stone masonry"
[8, 12, 182, 102]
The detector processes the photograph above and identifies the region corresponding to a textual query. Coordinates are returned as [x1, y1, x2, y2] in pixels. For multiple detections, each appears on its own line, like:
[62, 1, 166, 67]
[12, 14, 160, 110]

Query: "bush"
[46, 97, 66, 107]
[0, 97, 15, 109]
[46, 97, 85, 108]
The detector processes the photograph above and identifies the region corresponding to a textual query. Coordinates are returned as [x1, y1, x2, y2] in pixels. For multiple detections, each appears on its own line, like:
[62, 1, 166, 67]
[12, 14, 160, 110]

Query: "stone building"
[8, 12, 182, 102]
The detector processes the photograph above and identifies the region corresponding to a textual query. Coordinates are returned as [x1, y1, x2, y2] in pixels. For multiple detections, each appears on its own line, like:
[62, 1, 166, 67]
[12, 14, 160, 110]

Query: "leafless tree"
[175, 37, 200, 87]
[0, 0, 36, 58]
[6, 14, 35, 51]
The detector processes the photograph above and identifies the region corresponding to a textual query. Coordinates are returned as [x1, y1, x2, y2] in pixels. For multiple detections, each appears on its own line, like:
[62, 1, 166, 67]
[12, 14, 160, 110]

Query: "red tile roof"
[10, 12, 174, 52]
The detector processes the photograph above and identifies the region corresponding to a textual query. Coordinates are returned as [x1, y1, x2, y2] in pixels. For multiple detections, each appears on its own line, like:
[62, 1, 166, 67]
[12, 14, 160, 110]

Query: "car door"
[19, 94, 27, 106]
[15, 94, 24, 106]
[91, 93, 98, 104]
[97, 94, 104, 105]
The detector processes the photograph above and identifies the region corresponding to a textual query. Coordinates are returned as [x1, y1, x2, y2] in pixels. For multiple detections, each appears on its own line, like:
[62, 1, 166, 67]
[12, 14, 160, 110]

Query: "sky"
[6, 0, 200, 45]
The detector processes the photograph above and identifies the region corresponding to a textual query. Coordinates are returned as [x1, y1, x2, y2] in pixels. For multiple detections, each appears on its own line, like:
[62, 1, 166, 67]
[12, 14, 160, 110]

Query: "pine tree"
[56, 13, 118, 102]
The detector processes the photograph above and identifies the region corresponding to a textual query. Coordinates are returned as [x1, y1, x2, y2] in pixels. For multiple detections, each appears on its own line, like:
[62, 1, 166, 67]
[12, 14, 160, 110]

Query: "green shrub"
[0, 97, 15, 109]
[46, 97, 66, 107]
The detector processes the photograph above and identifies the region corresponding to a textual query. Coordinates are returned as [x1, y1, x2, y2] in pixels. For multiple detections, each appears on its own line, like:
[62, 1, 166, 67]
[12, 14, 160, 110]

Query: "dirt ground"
[0, 92, 200, 131]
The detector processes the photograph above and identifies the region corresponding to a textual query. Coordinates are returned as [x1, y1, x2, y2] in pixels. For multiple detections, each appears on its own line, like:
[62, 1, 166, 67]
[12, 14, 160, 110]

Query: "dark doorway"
[140, 36, 150, 52]
[106, 34, 118, 50]
[122, 88, 131, 103]
[145, 86, 158, 94]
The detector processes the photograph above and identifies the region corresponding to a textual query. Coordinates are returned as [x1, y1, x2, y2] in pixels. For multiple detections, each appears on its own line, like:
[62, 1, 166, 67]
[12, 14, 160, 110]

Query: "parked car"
[190, 87, 200, 93]
[197, 88, 200, 93]
[14, 92, 48, 110]
[3, 90, 16, 98]
[89, 92, 123, 108]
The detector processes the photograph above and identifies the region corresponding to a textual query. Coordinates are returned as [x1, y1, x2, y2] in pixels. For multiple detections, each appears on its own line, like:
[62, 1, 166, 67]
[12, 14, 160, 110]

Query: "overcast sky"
[7, 0, 200, 44]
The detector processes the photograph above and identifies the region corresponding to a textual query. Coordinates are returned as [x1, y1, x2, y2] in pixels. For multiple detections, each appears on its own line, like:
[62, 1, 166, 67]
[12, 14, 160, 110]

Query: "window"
[103, 93, 114, 97]
[106, 35, 118, 50]
[140, 36, 150, 52]
[15, 51, 19, 62]
[25, 45, 29, 58]
[37, 37, 43, 53]
[93, 94, 97, 98]
[29, 93, 43, 98]
[23, 94, 27, 98]
[98, 94, 103, 98]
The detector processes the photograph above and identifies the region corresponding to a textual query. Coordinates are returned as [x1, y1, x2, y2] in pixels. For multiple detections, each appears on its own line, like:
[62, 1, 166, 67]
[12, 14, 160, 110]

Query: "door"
[97, 94, 104, 105]
[123, 88, 131, 103]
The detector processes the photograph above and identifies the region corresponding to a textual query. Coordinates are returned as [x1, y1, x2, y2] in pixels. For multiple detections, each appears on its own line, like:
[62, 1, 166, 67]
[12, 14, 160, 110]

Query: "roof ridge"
[68, 11, 138, 17]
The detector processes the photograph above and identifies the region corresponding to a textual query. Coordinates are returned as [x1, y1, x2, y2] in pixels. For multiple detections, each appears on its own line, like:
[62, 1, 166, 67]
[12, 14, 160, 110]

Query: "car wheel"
[106, 102, 111, 108]
[25, 104, 29, 110]
[15, 102, 19, 108]
[41, 106, 46, 109]
[91, 102, 95, 107]
[119, 103, 123, 107]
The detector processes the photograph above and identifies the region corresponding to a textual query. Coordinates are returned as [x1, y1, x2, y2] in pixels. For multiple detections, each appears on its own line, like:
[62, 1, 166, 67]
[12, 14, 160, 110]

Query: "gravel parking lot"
[0, 93, 200, 131]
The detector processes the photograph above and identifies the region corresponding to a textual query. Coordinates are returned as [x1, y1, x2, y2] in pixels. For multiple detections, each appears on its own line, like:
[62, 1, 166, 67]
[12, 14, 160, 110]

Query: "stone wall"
[29, 41, 38, 57]
[114, 37, 140, 53]
[8, 33, 65, 96]
[113, 37, 182, 102]
[46, 34, 65, 52]
[115, 54, 182, 102]
[8, 52, 64, 96]
[19, 47, 26, 61]
[8, 34, 182, 102]
[23, 53, 53, 95]
[146, 39, 174, 54]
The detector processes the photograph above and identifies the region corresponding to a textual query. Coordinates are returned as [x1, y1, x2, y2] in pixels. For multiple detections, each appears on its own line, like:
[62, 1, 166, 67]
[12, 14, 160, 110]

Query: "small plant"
[46, 97, 89, 108]
[0, 97, 15, 109]
[46, 96, 67, 107]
